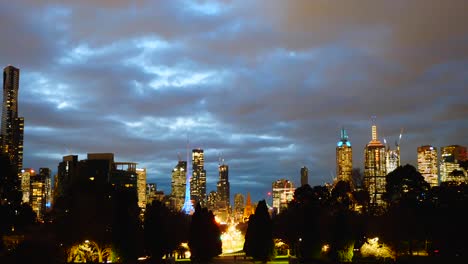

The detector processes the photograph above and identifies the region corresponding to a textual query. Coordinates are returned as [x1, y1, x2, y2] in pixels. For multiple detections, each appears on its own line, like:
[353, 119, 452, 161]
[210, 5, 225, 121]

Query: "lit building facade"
[272, 179, 295, 215]
[171, 160, 187, 211]
[336, 128, 352, 184]
[242, 192, 255, 222]
[217, 163, 230, 209]
[300, 166, 308, 186]
[1, 65, 24, 176]
[233, 193, 245, 222]
[363, 122, 387, 208]
[30, 168, 50, 221]
[20, 168, 35, 203]
[136, 168, 147, 210]
[190, 148, 206, 205]
[385, 148, 400, 174]
[440, 145, 467, 184]
[417, 145, 439, 187]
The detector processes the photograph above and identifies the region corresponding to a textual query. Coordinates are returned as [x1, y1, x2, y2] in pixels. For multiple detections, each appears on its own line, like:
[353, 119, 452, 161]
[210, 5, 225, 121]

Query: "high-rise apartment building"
[216, 162, 230, 209]
[300, 166, 308, 186]
[136, 168, 147, 210]
[363, 122, 387, 208]
[171, 160, 187, 211]
[440, 145, 467, 184]
[30, 168, 50, 221]
[1, 65, 24, 176]
[20, 168, 35, 203]
[54, 153, 139, 207]
[190, 148, 206, 205]
[417, 145, 439, 187]
[272, 179, 295, 215]
[385, 148, 400, 174]
[336, 128, 352, 185]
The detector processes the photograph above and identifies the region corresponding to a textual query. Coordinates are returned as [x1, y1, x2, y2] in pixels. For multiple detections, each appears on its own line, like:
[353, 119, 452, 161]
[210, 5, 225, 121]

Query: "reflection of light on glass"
[221, 224, 244, 254]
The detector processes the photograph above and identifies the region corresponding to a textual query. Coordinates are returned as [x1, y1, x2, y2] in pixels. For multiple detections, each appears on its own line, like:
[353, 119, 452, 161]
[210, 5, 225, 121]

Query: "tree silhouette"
[243, 200, 274, 262]
[188, 203, 221, 263]
[144, 200, 189, 262]
[111, 188, 140, 263]
[382, 164, 431, 255]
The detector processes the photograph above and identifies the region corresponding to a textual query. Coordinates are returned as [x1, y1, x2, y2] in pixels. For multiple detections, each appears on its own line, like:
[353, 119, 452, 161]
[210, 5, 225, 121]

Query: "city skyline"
[1, 1, 467, 203]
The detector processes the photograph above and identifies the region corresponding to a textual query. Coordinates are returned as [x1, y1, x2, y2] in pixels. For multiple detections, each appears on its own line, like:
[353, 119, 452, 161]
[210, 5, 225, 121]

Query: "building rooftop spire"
[337, 127, 351, 147]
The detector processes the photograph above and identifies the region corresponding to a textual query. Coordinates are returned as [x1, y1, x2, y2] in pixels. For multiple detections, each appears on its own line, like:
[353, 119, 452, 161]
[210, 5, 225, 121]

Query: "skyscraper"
[1, 65, 24, 175]
[136, 168, 147, 210]
[233, 193, 245, 222]
[417, 145, 438, 187]
[440, 145, 467, 184]
[336, 128, 352, 185]
[363, 121, 387, 208]
[272, 179, 295, 215]
[216, 161, 230, 209]
[190, 148, 206, 205]
[300, 166, 308, 186]
[20, 168, 35, 204]
[31, 168, 50, 221]
[384, 130, 402, 174]
[171, 160, 187, 211]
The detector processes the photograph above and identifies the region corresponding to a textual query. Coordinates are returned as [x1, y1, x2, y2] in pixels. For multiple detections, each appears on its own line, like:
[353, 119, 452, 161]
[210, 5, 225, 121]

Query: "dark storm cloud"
[1, 0, 467, 203]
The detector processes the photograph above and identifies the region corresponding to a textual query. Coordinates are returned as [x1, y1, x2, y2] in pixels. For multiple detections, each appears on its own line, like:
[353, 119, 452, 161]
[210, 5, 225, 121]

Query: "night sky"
[1, 0, 467, 203]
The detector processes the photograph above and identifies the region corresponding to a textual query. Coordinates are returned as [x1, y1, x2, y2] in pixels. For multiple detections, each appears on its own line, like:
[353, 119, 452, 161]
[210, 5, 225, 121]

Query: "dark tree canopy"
[111, 188, 141, 264]
[384, 164, 430, 207]
[144, 200, 189, 262]
[188, 203, 222, 263]
[243, 200, 274, 262]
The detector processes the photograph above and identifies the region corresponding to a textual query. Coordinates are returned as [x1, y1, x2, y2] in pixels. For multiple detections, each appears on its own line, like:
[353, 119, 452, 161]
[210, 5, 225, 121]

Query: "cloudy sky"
[1, 0, 467, 203]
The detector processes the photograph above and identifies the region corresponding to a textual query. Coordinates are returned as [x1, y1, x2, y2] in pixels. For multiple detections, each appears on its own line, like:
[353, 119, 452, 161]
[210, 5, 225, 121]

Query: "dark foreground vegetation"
[1, 152, 468, 263]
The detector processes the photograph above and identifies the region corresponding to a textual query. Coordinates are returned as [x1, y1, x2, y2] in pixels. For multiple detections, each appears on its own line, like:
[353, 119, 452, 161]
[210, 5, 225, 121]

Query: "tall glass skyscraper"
[440, 145, 467, 184]
[300, 166, 308, 186]
[336, 128, 352, 185]
[217, 162, 230, 209]
[1, 65, 24, 175]
[171, 160, 187, 211]
[417, 145, 439, 187]
[364, 122, 386, 208]
[190, 148, 206, 205]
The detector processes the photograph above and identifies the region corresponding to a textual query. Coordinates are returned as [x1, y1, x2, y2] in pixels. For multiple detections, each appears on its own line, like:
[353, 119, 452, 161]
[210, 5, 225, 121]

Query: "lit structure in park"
[417, 145, 439, 187]
[440, 145, 467, 184]
[336, 128, 352, 185]
[363, 120, 387, 208]
[272, 179, 295, 215]
[171, 160, 187, 211]
[1, 65, 24, 176]
[221, 224, 244, 254]
[67, 240, 114, 263]
[190, 148, 207, 206]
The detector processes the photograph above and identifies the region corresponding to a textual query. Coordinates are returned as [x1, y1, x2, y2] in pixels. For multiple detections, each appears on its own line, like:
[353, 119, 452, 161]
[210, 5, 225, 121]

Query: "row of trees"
[2, 157, 468, 263]
[272, 164, 468, 262]
[0, 153, 223, 263]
